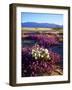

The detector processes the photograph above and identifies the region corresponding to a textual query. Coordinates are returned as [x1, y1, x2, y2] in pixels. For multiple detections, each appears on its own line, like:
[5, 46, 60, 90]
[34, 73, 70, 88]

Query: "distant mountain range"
[21, 22, 63, 28]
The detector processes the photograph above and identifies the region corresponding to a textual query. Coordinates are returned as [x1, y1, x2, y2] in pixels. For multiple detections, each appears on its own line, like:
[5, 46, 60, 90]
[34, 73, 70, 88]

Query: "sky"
[21, 12, 63, 25]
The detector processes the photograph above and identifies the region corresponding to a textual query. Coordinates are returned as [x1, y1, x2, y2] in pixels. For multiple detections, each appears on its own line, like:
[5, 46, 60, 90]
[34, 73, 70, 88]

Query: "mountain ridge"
[21, 22, 63, 28]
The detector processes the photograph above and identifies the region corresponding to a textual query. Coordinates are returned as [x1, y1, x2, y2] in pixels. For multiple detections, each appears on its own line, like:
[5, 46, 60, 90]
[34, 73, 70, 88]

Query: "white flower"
[31, 45, 50, 61]
[47, 55, 49, 58]
[40, 48, 44, 51]
[37, 47, 39, 50]
[32, 49, 35, 52]
[35, 57, 37, 59]
[38, 53, 40, 57]
[32, 49, 35, 54]
[34, 53, 36, 57]
[41, 55, 44, 58]
[42, 48, 44, 51]
[40, 48, 42, 50]
[44, 49, 48, 54]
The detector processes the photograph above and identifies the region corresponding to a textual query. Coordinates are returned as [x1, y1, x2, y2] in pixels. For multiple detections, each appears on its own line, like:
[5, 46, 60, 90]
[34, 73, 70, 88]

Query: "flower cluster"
[31, 44, 51, 61]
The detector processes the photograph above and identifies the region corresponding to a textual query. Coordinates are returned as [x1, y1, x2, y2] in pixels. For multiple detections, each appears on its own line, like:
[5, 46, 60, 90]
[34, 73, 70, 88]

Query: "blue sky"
[21, 12, 63, 25]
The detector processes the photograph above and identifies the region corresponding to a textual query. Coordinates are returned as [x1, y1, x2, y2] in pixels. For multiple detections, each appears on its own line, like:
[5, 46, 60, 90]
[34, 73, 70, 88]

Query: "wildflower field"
[21, 29, 63, 77]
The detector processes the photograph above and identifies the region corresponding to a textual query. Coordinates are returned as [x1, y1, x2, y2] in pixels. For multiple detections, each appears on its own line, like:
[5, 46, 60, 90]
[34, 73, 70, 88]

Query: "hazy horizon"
[21, 12, 63, 25]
